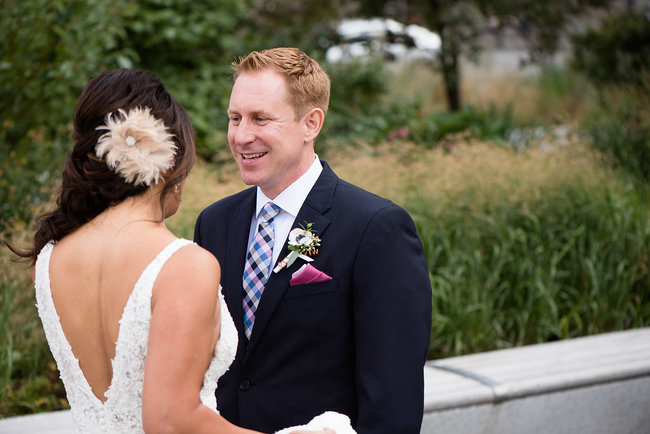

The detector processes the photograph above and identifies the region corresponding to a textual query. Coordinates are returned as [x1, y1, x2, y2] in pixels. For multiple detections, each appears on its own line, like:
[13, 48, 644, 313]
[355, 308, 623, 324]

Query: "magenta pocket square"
[289, 264, 332, 286]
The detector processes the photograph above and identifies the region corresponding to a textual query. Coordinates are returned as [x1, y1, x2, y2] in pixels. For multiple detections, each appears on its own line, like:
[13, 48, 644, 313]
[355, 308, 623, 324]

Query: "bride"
[12, 69, 351, 433]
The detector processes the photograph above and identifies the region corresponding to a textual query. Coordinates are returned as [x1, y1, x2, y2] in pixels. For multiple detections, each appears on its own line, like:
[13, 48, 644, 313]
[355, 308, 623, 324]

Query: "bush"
[409, 104, 515, 146]
[321, 58, 516, 149]
[570, 9, 650, 186]
[571, 10, 650, 89]
[582, 87, 650, 184]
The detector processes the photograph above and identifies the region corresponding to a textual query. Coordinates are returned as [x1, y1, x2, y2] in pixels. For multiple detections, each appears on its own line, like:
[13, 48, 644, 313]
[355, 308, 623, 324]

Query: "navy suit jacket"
[194, 162, 432, 433]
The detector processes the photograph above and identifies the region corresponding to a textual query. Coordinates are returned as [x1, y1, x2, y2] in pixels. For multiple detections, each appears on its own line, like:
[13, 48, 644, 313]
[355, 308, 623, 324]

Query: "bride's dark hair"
[13, 69, 196, 265]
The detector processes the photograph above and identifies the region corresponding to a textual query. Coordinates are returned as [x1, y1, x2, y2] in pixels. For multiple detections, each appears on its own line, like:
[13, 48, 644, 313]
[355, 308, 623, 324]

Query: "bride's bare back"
[48, 210, 177, 402]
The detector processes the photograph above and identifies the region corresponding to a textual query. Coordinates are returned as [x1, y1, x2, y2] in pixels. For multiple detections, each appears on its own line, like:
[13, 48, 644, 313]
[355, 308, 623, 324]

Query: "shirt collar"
[255, 155, 323, 219]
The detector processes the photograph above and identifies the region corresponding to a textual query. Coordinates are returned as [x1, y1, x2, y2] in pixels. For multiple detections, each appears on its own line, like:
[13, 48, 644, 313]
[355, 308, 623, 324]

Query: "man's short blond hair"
[232, 47, 330, 119]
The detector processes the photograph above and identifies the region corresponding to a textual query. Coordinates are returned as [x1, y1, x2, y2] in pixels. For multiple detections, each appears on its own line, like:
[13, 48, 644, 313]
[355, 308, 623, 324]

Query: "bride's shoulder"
[156, 240, 221, 291]
[169, 241, 220, 274]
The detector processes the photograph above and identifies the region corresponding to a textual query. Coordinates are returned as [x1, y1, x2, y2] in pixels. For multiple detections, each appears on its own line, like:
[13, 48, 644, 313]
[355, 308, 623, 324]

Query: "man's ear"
[302, 108, 325, 143]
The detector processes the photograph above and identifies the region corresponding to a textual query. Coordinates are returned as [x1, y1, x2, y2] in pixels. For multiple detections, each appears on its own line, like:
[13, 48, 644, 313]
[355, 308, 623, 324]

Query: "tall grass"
[328, 139, 649, 359]
[412, 184, 649, 358]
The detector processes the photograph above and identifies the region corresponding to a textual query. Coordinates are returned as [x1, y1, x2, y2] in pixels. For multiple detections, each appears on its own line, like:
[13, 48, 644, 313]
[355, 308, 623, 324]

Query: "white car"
[326, 17, 441, 63]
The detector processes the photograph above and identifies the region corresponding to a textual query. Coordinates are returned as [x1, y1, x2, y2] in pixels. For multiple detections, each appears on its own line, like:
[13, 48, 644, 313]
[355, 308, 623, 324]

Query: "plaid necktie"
[242, 202, 281, 339]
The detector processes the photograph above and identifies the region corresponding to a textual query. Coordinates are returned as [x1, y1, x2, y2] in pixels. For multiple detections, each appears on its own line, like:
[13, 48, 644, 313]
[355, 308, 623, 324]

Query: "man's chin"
[239, 172, 263, 188]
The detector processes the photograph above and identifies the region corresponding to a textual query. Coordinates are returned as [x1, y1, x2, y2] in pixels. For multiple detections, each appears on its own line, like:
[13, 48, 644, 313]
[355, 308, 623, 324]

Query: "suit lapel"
[245, 162, 338, 354]
[224, 188, 256, 345]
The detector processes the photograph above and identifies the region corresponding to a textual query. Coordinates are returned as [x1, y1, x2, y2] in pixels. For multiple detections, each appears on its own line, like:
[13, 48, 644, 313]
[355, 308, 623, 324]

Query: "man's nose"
[232, 119, 255, 145]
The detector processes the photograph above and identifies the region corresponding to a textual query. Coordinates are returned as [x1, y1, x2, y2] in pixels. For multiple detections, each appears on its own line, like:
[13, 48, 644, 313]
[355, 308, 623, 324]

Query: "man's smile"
[242, 152, 268, 160]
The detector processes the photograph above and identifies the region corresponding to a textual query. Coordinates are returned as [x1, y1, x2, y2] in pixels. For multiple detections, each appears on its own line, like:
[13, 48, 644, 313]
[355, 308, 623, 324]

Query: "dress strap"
[140, 238, 195, 286]
[104, 238, 195, 407]
[127, 238, 195, 309]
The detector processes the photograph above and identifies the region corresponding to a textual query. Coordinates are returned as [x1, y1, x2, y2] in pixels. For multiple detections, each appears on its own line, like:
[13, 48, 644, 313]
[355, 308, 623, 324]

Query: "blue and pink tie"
[242, 202, 281, 339]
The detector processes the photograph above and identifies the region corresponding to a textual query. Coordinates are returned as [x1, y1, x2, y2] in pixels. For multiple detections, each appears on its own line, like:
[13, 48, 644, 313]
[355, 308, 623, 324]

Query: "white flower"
[288, 228, 317, 247]
[95, 107, 176, 186]
[274, 223, 321, 273]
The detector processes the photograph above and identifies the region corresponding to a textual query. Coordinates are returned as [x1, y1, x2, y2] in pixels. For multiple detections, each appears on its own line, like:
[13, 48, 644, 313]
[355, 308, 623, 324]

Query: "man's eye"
[229, 116, 240, 123]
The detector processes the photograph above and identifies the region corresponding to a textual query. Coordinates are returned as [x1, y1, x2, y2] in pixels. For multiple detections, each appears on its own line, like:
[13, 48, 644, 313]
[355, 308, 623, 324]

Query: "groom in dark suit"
[195, 47, 432, 433]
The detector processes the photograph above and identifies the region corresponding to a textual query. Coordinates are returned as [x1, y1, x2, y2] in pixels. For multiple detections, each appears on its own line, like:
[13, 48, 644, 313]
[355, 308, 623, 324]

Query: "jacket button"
[240, 380, 251, 391]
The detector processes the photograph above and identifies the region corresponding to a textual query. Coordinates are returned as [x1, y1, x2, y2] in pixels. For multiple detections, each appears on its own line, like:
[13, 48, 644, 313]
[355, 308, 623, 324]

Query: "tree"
[235, 0, 351, 57]
[0, 0, 256, 233]
[351, 0, 611, 111]
[572, 8, 650, 184]
[116, 0, 250, 160]
[571, 9, 650, 88]
[0, 0, 354, 233]
[110, 0, 347, 158]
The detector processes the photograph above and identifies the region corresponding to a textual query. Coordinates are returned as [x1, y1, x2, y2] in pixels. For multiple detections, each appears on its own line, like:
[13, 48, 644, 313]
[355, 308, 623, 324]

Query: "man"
[195, 47, 432, 433]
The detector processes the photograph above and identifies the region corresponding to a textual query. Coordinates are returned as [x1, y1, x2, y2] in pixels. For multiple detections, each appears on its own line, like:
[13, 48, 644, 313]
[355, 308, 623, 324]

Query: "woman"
[13, 69, 347, 433]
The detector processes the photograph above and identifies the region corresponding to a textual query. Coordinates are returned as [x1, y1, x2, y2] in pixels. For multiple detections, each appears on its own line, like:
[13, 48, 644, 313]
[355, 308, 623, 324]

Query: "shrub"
[582, 87, 650, 184]
[571, 10, 650, 89]
[320, 57, 516, 150]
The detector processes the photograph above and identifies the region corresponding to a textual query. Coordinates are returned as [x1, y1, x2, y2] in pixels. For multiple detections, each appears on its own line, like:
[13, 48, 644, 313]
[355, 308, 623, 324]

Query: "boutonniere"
[273, 222, 321, 273]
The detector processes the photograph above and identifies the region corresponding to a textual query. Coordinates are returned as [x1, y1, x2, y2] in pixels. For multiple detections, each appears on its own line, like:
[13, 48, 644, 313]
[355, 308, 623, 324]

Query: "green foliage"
[320, 58, 390, 144]
[118, 0, 249, 160]
[323, 96, 515, 150]
[409, 104, 514, 145]
[236, 0, 345, 56]
[571, 10, 650, 89]
[536, 65, 590, 99]
[320, 57, 516, 148]
[582, 87, 650, 184]
[409, 182, 650, 359]
[0, 0, 350, 233]
[0, 0, 134, 233]
[327, 58, 389, 111]
[0, 0, 255, 232]
[481, 0, 611, 60]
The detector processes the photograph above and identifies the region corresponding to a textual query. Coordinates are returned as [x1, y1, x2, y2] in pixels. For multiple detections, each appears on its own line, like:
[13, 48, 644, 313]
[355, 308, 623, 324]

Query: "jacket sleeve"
[352, 204, 432, 434]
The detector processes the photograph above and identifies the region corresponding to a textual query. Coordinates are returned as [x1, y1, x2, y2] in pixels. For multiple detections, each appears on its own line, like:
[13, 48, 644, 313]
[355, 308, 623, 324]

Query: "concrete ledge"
[0, 409, 72, 434]
[422, 327, 650, 434]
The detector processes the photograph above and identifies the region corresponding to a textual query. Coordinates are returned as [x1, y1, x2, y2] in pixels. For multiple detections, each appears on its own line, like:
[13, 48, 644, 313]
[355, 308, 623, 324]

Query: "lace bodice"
[34, 238, 238, 433]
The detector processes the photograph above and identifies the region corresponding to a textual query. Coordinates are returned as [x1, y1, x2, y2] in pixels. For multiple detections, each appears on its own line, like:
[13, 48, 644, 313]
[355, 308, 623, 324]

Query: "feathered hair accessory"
[95, 107, 177, 186]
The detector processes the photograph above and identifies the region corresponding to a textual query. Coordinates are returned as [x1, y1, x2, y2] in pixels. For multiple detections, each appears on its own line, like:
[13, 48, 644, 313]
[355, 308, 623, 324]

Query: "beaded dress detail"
[34, 238, 238, 433]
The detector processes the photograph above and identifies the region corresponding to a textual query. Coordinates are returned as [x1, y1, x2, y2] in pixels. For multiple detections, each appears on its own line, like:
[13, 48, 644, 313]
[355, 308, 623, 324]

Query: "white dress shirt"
[248, 155, 323, 267]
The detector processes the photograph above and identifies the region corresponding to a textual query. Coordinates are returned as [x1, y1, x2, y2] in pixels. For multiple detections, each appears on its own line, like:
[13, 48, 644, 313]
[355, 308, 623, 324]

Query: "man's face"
[227, 69, 314, 199]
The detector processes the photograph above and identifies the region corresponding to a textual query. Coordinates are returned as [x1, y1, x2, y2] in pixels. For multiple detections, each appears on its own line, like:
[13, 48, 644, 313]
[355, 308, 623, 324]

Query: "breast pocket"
[282, 278, 345, 299]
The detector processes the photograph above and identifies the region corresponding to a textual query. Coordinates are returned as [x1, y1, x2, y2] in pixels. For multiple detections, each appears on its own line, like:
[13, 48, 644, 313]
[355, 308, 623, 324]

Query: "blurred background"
[1, 0, 649, 417]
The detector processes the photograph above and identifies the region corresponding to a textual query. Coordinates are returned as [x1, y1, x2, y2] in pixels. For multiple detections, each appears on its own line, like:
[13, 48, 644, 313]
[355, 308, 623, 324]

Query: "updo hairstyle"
[22, 69, 196, 264]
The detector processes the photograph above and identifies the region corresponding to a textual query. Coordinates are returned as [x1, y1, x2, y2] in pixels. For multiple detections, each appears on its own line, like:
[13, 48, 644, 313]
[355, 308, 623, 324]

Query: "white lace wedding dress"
[35, 238, 354, 433]
[35, 238, 237, 432]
